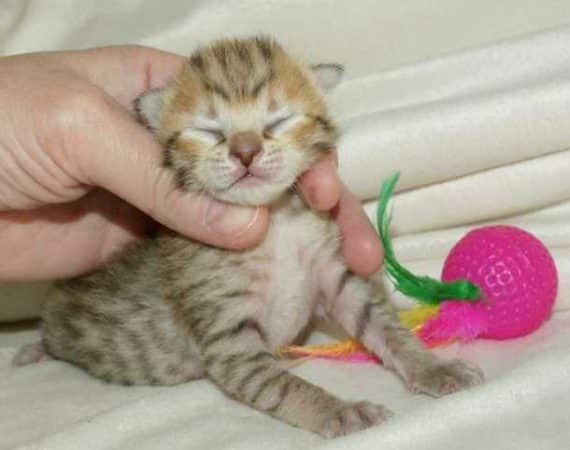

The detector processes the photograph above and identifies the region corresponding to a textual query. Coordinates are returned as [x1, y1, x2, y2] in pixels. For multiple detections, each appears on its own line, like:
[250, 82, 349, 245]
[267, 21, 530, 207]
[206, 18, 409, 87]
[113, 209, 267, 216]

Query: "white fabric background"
[1, 1, 570, 449]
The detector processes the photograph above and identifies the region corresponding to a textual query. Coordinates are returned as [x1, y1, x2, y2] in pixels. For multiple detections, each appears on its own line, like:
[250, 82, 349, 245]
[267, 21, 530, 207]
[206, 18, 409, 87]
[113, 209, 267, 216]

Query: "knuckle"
[44, 84, 119, 181]
[107, 44, 149, 64]
[118, 44, 149, 55]
[49, 85, 113, 132]
[110, 44, 161, 68]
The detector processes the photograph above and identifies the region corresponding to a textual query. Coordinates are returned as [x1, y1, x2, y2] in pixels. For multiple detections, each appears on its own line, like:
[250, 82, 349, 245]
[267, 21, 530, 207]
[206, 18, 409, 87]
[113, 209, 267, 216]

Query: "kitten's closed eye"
[263, 113, 302, 138]
[181, 125, 226, 146]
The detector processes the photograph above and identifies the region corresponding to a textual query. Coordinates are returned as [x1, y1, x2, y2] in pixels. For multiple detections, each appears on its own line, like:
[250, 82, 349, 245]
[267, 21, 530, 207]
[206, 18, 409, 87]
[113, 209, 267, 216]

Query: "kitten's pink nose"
[229, 132, 262, 167]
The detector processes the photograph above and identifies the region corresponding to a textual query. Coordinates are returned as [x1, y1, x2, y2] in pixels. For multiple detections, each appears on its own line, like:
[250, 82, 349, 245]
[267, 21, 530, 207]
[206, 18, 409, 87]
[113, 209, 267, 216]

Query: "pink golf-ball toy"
[441, 225, 558, 339]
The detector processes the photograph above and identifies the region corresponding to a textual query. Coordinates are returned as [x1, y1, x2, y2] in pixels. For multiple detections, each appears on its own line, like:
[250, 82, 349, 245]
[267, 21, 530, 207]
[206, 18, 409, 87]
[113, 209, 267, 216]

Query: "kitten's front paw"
[319, 401, 394, 438]
[407, 359, 484, 397]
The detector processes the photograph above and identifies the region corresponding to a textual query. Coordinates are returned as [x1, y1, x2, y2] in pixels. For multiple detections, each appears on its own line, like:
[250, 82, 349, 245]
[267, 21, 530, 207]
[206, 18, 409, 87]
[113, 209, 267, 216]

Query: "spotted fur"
[16, 37, 483, 438]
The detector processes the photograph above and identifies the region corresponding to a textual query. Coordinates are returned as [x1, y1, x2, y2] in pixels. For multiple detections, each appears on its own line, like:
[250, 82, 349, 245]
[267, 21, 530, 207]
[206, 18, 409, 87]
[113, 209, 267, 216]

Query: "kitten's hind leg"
[195, 307, 392, 438]
[319, 267, 484, 397]
[12, 341, 52, 367]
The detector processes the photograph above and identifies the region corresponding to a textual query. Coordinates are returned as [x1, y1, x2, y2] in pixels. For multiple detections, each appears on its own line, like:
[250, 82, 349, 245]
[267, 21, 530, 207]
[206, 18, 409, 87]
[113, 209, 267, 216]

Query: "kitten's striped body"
[18, 37, 483, 438]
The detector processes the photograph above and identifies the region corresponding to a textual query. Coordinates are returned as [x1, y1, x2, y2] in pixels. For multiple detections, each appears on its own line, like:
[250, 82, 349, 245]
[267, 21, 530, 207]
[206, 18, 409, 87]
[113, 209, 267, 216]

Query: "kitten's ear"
[134, 88, 165, 131]
[311, 63, 344, 93]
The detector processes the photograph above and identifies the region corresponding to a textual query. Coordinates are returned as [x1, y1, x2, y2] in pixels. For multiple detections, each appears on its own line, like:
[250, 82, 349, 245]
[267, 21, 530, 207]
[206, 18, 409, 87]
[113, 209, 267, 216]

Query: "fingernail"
[317, 154, 338, 173]
[305, 183, 320, 206]
[203, 199, 259, 236]
[330, 149, 339, 167]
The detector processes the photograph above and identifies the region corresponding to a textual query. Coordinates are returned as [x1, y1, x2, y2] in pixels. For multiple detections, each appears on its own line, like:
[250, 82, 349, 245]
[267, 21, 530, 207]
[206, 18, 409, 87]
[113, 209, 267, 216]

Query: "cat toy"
[282, 173, 558, 362]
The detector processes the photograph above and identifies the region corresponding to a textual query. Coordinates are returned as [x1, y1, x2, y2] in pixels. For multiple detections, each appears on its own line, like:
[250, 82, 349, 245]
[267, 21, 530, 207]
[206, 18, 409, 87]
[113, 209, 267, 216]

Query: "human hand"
[0, 46, 382, 281]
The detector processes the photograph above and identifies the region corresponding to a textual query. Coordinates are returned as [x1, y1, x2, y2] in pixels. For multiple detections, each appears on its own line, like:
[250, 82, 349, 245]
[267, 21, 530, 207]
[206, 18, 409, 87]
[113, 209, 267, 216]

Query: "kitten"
[14, 37, 483, 438]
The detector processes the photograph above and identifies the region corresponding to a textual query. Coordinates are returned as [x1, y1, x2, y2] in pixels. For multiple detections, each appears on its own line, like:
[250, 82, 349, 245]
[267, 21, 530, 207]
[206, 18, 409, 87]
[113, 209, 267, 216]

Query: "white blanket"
[2, 314, 570, 450]
[2, 1, 570, 449]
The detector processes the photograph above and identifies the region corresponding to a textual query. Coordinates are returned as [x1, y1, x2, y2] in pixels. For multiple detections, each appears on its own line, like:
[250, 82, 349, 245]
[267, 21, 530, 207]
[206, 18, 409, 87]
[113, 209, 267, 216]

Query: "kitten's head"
[135, 36, 343, 206]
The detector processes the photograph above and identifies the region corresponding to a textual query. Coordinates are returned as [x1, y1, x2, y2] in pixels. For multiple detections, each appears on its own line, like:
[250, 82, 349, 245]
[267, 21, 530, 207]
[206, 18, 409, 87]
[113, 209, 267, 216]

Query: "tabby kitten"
[15, 37, 483, 438]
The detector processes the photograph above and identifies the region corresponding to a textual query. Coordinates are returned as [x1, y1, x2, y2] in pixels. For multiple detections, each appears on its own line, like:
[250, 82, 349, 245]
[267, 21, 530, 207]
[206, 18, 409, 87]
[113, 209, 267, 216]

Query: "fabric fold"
[335, 27, 570, 201]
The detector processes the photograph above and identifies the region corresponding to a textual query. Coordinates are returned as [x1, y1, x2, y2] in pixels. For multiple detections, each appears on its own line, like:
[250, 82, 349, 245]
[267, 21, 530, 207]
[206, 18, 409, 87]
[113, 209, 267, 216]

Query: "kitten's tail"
[12, 341, 52, 367]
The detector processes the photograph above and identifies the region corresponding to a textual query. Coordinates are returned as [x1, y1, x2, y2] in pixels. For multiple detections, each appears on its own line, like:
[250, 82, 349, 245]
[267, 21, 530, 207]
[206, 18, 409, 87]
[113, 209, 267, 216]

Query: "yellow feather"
[279, 305, 441, 362]
[398, 305, 440, 331]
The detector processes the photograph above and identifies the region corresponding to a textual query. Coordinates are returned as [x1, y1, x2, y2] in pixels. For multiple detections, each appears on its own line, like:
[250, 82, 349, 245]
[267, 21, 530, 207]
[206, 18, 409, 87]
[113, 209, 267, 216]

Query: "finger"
[58, 45, 185, 108]
[69, 96, 269, 250]
[0, 190, 150, 281]
[333, 183, 384, 276]
[297, 152, 340, 211]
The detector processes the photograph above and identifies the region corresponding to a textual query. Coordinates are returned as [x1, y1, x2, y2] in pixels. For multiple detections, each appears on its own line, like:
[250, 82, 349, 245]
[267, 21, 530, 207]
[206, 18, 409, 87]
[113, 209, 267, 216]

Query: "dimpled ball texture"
[441, 225, 558, 339]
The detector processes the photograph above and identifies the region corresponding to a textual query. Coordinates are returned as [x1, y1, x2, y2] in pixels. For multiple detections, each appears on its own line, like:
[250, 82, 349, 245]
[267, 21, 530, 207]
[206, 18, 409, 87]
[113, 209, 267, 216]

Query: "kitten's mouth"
[210, 164, 291, 206]
[228, 172, 268, 190]
[226, 165, 274, 190]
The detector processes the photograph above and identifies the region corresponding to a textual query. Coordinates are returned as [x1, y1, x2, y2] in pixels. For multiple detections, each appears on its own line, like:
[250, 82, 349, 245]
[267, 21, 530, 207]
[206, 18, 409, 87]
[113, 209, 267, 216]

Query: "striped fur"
[19, 37, 483, 438]
[138, 36, 340, 206]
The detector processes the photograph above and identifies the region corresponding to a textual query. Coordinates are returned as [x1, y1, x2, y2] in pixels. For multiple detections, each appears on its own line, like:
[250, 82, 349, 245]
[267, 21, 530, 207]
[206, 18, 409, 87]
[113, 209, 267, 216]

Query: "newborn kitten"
[15, 37, 483, 438]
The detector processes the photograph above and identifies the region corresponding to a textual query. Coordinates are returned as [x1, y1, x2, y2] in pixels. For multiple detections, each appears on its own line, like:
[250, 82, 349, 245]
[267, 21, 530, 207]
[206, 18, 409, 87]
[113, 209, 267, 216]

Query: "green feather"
[377, 173, 481, 305]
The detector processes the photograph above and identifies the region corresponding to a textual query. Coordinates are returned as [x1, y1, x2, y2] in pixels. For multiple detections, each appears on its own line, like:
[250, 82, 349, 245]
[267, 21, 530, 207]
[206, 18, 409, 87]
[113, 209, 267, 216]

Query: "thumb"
[70, 93, 268, 249]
